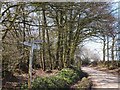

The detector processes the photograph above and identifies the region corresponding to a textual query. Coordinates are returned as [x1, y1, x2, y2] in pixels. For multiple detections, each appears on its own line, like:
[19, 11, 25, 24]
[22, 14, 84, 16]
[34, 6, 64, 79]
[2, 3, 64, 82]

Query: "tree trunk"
[103, 35, 106, 63]
[106, 35, 109, 68]
[38, 14, 43, 69]
[111, 36, 115, 65]
[42, 8, 46, 71]
[46, 27, 53, 70]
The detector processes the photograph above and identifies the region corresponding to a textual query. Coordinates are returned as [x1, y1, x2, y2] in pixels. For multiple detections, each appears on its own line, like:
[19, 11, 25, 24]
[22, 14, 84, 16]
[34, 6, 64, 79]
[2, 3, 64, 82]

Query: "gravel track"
[81, 67, 120, 89]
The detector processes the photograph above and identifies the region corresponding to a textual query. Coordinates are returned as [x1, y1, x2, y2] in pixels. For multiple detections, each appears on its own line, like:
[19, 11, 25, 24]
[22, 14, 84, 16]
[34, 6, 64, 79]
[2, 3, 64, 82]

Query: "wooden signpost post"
[21, 39, 42, 89]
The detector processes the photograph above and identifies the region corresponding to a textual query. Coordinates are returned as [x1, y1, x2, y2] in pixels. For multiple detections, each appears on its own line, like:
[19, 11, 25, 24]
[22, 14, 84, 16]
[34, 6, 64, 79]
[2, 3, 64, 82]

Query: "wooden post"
[21, 38, 41, 89]
[28, 41, 34, 89]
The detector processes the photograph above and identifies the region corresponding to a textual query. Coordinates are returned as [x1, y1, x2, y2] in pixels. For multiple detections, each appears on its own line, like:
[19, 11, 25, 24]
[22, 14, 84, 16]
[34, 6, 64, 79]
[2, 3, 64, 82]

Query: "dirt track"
[81, 67, 120, 89]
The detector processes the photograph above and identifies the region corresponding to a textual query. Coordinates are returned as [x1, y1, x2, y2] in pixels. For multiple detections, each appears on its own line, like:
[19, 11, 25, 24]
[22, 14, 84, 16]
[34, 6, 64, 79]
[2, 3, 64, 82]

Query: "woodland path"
[81, 67, 120, 89]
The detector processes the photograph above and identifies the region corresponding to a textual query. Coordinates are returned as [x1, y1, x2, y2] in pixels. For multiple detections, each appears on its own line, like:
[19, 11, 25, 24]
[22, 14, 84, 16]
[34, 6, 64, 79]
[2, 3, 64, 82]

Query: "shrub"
[21, 67, 87, 90]
[57, 68, 79, 84]
[81, 58, 90, 66]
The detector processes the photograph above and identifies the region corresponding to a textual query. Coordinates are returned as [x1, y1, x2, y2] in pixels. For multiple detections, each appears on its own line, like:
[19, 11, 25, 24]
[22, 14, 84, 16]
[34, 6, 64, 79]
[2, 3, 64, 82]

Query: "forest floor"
[2, 69, 58, 90]
[81, 66, 120, 89]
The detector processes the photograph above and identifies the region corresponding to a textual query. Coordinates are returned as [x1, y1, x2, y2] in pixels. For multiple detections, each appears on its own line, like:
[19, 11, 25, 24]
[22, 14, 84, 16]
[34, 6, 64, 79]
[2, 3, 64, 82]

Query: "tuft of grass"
[72, 77, 92, 90]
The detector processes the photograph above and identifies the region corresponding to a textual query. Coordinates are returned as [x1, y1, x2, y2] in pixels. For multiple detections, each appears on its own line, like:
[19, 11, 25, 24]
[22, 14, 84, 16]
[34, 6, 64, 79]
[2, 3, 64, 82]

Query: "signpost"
[21, 39, 42, 89]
